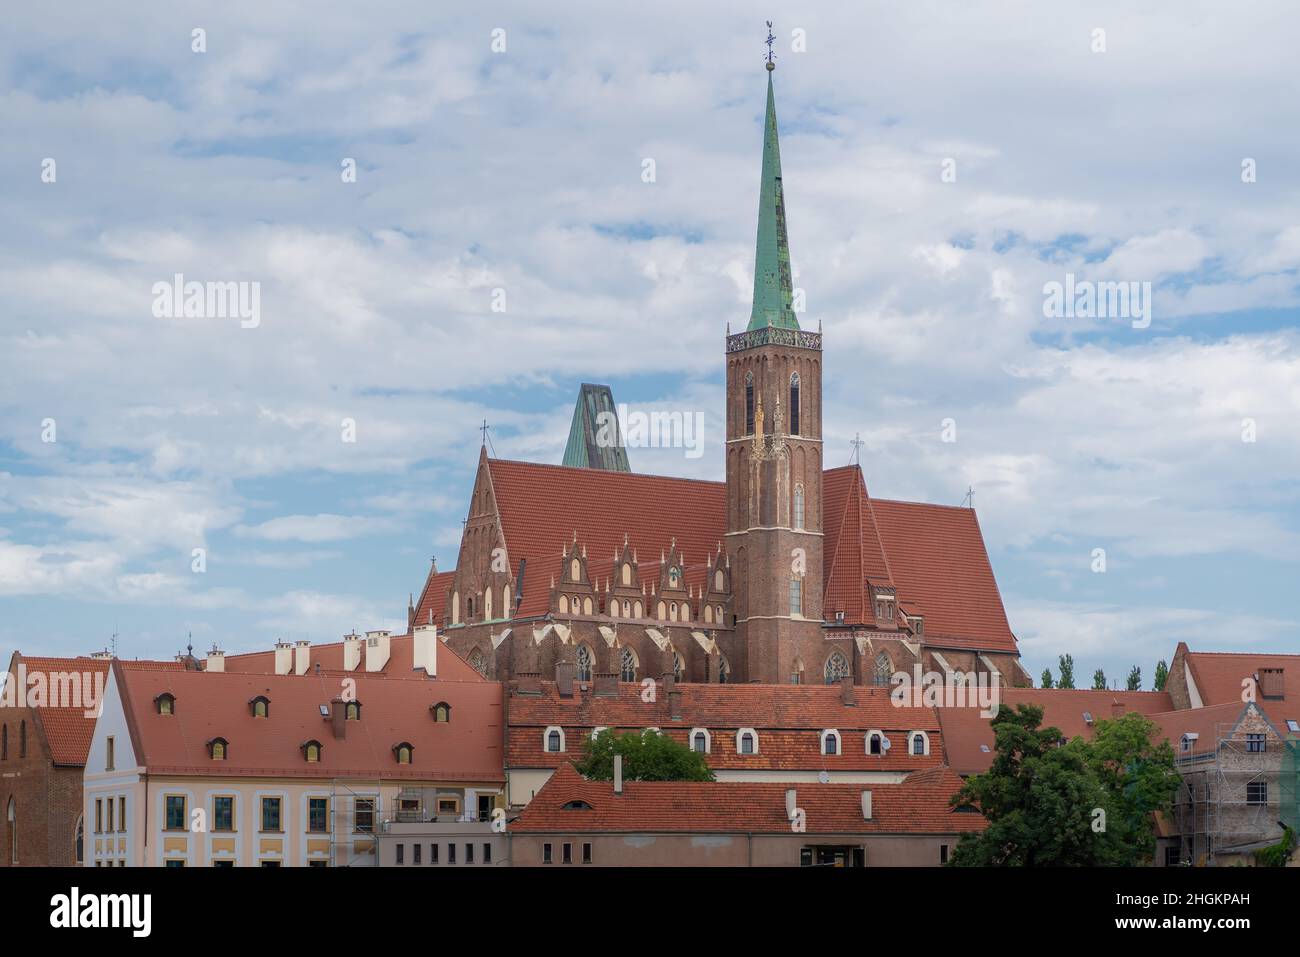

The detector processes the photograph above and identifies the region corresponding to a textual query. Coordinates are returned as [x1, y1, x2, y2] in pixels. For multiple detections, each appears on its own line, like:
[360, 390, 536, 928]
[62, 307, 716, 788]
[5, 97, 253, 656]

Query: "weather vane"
[765, 21, 776, 70]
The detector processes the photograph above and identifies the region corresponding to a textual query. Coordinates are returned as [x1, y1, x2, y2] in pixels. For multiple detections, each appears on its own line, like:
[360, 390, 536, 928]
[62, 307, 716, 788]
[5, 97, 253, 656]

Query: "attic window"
[208, 737, 228, 761]
[431, 702, 451, 723]
[155, 693, 176, 716]
[250, 696, 270, 718]
[979, 744, 991, 753]
[346, 701, 362, 721]
[1181, 733, 1198, 752]
[1082, 711, 1093, 725]
[393, 742, 414, 765]
[1288, 720, 1300, 733]
[303, 740, 322, 763]
[562, 800, 593, 810]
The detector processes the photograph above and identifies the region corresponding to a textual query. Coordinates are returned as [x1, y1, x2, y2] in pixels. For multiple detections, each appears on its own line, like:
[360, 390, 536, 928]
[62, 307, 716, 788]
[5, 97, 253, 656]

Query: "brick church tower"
[723, 62, 825, 685]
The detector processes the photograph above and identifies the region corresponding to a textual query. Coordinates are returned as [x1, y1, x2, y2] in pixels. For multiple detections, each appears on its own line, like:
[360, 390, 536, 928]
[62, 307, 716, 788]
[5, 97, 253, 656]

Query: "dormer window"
[736, 729, 758, 755]
[208, 737, 228, 761]
[155, 693, 175, 716]
[545, 727, 565, 753]
[393, 742, 414, 765]
[821, 730, 840, 755]
[562, 800, 594, 810]
[250, 696, 270, 718]
[690, 729, 711, 754]
[302, 740, 322, 763]
[669, 567, 680, 588]
[345, 701, 362, 721]
[867, 732, 884, 756]
[431, 702, 451, 723]
[909, 731, 930, 756]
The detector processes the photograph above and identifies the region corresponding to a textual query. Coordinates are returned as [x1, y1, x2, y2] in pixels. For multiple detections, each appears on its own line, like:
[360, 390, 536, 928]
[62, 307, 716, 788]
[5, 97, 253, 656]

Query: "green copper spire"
[748, 67, 800, 332]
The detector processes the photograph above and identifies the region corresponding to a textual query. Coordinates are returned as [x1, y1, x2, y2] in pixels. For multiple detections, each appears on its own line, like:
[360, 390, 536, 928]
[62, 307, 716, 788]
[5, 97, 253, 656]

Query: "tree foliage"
[948, 706, 1178, 866]
[1092, 669, 1107, 690]
[1057, 654, 1076, 689]
[1126, 665, 1142, 691]
[575, 730, 715, 782]
[1153, 659, 1169, 692]
[1040, 669, 1054, 689]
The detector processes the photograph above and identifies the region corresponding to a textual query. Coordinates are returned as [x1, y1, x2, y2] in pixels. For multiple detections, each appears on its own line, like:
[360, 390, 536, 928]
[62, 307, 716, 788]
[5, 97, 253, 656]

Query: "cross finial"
[850, 433, 865, 465]
[765, 21, 776, 70]
[479, 419, 490, 447]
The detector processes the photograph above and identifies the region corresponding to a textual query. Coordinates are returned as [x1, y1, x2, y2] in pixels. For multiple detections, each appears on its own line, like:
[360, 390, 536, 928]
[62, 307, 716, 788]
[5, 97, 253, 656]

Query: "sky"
[1, 1, 1297, 689]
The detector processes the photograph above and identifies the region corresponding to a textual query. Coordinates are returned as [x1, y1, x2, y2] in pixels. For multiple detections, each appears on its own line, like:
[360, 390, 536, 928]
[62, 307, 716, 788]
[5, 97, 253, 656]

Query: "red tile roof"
[1184, 651, 1300, 709]
[115, 666, 504, 782]
[2, 653, 182, 766]
[507, 682, 942, 771]
[511, 763, 984, 834]
[411, 568, 456, 634]
[466, 458, 1017, 653]
[937, 687, 1175, 775]
[1144, 702, 1257, 759]
[220, 632, 485, 683]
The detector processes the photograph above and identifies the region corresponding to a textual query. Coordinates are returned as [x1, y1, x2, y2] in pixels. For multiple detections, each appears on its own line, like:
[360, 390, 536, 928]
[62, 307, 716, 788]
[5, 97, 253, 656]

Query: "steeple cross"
[765, 21, 776, 69]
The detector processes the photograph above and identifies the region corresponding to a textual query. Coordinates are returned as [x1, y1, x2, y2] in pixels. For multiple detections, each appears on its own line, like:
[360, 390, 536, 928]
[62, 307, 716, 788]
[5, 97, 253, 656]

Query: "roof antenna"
[849, 433, 865, 466]
[961, 486, 975, 509]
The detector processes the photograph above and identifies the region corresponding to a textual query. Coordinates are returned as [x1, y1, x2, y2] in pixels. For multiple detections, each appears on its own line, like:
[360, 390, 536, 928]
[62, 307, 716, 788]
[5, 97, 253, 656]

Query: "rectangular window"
[213, 860, 234, 868]
[431, 843, 439, 864]
[118, 796, 126, 832]
[940, 844, 949, 864]
[543, 843, 553, 864]
[308, 860, 327, 868]
[354, 798, 375, 833]
[106, 798, 114, 833]
[582, 842, 592, 864]
[308, 798, 328, 833]
[164, 859, 185, 868]
[789, 578, 802, 617]
[1247, 733, 1266, 753]
[483, 843, 492, 864]
[95, 799, 103, 833]
[448, 843, 456, 864]
[261, 797, 282, 833]
[261, 860, 281, 868]
[1247, 782, 1268, 806]
[396, 844, 404, 865]
[466, 843, 474, 864]
[413, 844, 422, 865]
[106, 736, 115, 771]
[563, 842, 572, 864]
[164, 795, 186, 831]
[1164, 845, 1181, 867]
[213, 796, 234, 832]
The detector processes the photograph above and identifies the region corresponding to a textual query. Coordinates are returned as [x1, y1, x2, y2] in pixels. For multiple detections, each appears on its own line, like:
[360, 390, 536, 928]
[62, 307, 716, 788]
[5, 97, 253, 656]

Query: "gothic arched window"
[718, 658, 730, 684]
[793, 485, 805, 530]
[74, 814, 84, 865]
[824, 652, 850, 684]
[673, 653, 684, 682]
[744, 371, 755, 435]
[790, 372, 800, 435]
[874, 652, 893, 687]
[468, 648, 487, 676]
[576, 645, 593, 682]
[620, 647, 637, 682]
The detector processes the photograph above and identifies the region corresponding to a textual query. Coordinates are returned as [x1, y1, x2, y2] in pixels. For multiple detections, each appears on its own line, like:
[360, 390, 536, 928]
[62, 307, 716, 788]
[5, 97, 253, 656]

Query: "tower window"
[745, 372, 755, 435]
[789, 577, 802, 617]
[790, 372, 800, 435]
[620, 647, 637, 682]
[576, 645, 593, 682]
[793, 485, 805, 530]
[824, 652, 850, 684]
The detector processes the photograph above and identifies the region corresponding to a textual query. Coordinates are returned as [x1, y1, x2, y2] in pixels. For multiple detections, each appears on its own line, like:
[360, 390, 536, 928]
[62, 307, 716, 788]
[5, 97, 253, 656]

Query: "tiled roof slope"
[938, 687, 1175, 775]
[116, 666, 504, 782]
[411, 568, 456, 633]
[2, 653, 182, 766]
[473, 459, 1018, 653]
[1185, 651, 1300, 707]
[220, 632, 485, 683]
[1144, 702, 1261, 759]
[511, 763, 984, 834]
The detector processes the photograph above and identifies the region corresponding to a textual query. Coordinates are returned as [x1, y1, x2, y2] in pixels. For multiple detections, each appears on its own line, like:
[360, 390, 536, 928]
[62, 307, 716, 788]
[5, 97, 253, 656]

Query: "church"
[410, 63, 1032, 692]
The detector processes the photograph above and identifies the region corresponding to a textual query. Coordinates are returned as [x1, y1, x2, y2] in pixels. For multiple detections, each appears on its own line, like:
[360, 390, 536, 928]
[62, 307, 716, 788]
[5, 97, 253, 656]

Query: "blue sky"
[1, 1, 1297, 688]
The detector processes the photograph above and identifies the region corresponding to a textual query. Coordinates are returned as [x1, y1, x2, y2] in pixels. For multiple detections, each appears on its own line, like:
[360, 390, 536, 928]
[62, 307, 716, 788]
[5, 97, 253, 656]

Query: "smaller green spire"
[748, 68, 800, 332]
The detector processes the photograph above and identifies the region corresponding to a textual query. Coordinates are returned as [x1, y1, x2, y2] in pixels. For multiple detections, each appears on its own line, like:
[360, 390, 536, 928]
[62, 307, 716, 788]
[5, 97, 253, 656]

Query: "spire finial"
[765, 21, 776, 71]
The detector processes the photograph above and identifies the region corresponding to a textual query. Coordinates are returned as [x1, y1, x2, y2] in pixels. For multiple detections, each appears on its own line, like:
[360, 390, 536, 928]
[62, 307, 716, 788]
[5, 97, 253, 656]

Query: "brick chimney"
[614, 754, 624, 795]
[556, 660, 575, 698]
[1259, 668, 1285, 700]
[1111, 699, 1126, 718]
[294, 640, 311, 676]
[273, 641, 293, 675]
[663, 673, 681, 719]
[514, 672, 542, 695]
[594, 671, 618, 696]
[840, 675, 855, 706]
[330, 699, 347, 740]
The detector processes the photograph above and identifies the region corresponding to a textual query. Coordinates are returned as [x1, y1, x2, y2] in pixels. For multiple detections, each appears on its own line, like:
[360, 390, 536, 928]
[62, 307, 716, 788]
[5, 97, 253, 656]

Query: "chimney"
[342, 631, 362, 671]
[206, 648, 225, 673]
[274, 641, 293, 675]
[860, 790, 873, 820]
[593, 671, 618, 696]
[1260, 668, 1285, 700]
[90, 649, 114, 660]
[784, 789, 797, 819]
[365, 630, 391, 672]
[1111, 699, 1126, 718]
[556, 660, 575, 698]
[668, 684, 682, 720]
[294, 640, 311, 676]
[840, 675, 855, 706]
[514, 672, 542, 695]
[412, 624, 438, 677]
[614, 754, 623, 795]
[330, 699, 347, 740]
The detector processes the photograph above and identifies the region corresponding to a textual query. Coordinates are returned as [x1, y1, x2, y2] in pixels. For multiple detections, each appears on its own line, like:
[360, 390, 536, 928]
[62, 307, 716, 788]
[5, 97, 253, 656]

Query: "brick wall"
[0, 708, 85, 866]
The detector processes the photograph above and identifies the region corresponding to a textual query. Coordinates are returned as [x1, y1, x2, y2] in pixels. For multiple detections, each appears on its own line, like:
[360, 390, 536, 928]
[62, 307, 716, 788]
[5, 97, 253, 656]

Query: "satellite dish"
[818, 770, 830, 784]
[881, 736, 892, 752]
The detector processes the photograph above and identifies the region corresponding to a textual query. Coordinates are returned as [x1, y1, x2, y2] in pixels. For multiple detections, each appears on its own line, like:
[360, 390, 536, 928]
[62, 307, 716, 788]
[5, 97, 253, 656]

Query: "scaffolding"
[329, 779, 382, 867]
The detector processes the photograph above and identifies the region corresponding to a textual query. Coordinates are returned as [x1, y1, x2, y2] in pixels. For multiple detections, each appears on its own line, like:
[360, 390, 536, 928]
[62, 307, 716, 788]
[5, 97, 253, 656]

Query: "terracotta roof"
[511, 763, 984, 834]
[1184, 651, 1300, 708]
[937, 687, 1175, 775]
[2, 653, 182, 766]
[115, 666, 504, 782]
[220, 632, 485, 683]
[507, 681, 941, 771]
[1144, 702, 1258, 760]
[411, 568, 456, 634]
[468, 458, 1017, 654]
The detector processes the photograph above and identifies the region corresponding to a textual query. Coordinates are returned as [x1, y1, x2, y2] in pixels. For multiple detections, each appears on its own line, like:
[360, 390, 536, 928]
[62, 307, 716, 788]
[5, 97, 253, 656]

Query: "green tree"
[1153, 659, 1169, 692]
[1040, 668, 1054, 689]
[1092, 669, 1107, 690]
[949, 706, 1178, 866]
[1126, 666, 1142, 691]
[1057, 654, 1076, 689]
[575, 730, 714, 782]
